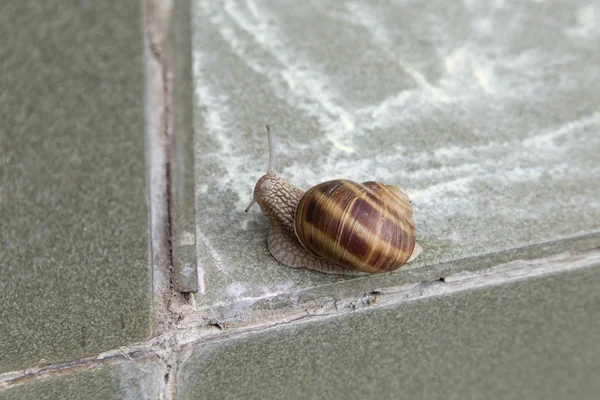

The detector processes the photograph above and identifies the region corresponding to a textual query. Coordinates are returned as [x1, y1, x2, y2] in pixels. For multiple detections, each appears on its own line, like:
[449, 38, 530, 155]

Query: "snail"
[245, 126, 422, 276]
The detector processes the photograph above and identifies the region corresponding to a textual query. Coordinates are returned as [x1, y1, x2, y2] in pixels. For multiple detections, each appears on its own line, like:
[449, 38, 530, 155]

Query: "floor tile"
[191, 0, 600, 306]
[179, 264, 600, 400]
[0, 361, 161, 400]
[0, 1, 150, 372]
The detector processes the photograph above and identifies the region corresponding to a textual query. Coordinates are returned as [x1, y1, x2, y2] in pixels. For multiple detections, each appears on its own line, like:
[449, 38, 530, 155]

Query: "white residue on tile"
[239, 218, 252, 231]
[197, 0, 359, 157]
[227, 282, 248, 297]
[345, 2, 452, 103]
[194, 0, 371, 209]
[179, 231, 196, 247]
[197, 229, 229, 277]
[472, 16, 494, 35]
[359, 91, 433, 133]
[240, 281, 295, 302]
[114, 363, 158, 400]
[197, 265, 205, 294]
[209, 0, 356, 133]
[566, 4, 599, 38]
[418, 180, 481, 211]
[443, 46, 499, 94]
[192, 46, 263, 210]
[219, 281, 295, 314]
[523, 113, 600, 149]
[197, 184, 208, 194]
[403, 109, 600, 210]
[462, 0, 506, 11]
[191, 0, 600, 290]
[326, 133, 356, 154]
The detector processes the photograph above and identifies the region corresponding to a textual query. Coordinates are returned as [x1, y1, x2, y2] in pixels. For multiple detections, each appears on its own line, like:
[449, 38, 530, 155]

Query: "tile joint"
[2, 246, 599, 392]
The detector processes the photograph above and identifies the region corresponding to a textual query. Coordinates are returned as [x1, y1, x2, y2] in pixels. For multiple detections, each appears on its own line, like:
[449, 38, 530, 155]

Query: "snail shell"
[246, 126, 421, 276]
[295, 179, 416, 273]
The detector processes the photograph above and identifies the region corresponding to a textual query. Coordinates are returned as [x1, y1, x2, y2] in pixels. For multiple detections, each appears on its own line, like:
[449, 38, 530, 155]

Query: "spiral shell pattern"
[294, 179, 416, 273]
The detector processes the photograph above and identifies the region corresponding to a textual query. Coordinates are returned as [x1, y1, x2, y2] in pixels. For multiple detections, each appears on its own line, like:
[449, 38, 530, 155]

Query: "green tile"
[179, 264, 600, 400]
[0, 1, 150, 372]
[170, 0, 199, 293]
[191, 0, 600, 305]
[0, 361, 161, 400]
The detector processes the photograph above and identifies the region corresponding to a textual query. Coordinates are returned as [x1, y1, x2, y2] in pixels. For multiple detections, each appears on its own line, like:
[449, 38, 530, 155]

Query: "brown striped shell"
[294, 179, 416, 273]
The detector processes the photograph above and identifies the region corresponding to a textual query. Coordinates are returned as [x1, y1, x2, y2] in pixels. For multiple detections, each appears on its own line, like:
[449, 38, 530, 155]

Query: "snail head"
[245, 125, 304, 232]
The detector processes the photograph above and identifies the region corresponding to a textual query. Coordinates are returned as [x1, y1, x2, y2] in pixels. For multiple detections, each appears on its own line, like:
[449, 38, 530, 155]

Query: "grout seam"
[1, 247, 599, 392]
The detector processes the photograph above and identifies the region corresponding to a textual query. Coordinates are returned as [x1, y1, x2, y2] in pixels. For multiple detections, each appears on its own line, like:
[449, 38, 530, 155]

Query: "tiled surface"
[0, 361, 161, 400]
[2, 0, 599, 397]
[192, 0, 600, 306]
[179, 264, 600, 400]
[170, 0, 199, 292]
[0, 1, 150, 373]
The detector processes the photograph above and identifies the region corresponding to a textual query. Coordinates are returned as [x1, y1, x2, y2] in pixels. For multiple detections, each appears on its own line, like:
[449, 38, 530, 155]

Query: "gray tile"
[0, 361, 161, 400]
[191, 0, 600, 305]
[0, 1, 150, 372]
[179, 264, 600, 400]
[171, 0, 199, 293]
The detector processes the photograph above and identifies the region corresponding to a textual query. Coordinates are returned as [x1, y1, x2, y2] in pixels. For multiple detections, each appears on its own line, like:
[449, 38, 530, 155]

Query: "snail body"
[246, 126, 421, 276]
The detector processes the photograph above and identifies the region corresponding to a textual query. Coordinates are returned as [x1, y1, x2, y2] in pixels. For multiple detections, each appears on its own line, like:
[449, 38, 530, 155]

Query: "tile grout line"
[146, 0, 175, 330]
[168, 246, 600, 351]
[2, 246, 599, 392]
[144, 0, 190, 398]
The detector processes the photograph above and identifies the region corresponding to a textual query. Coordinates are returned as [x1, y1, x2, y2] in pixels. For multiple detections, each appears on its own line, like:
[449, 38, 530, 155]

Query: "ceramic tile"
[191, 0, 600, 306]
[0, 361, 161, 400]
[179, 264, 600, 400]
[0, 1, 150, 372]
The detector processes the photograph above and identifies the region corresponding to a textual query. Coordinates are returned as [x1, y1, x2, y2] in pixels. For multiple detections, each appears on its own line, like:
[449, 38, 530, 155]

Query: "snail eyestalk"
[246, 125, 276, 213]
[266, 124, 276, 173]
[245, 198, 256, 212]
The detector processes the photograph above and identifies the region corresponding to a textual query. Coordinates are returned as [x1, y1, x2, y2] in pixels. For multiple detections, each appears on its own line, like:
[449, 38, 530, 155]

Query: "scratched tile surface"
[192, 0, 600, 306]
